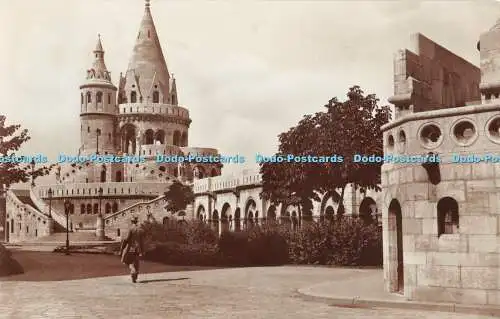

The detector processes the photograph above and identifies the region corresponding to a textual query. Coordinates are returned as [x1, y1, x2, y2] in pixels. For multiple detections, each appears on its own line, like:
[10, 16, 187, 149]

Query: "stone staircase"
[30, 231, 114, 243]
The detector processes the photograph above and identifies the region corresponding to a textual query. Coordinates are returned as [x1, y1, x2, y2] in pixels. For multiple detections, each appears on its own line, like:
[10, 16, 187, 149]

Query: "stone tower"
[382, 28, 500, 306]
[117, 0, 189, 161]
[79, 35, 118, 156]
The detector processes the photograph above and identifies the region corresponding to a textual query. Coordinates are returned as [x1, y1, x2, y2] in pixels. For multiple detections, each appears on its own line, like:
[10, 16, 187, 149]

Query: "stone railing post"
[96, 215, 105, 240]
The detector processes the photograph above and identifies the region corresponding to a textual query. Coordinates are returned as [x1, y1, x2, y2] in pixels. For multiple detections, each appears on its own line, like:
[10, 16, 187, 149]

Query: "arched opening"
[86, 204, 92, 215]
[162, 217, 169, 225]
[234, 208, 241, 231]
[100, 169, 106, 182]
[221, 203, 231, 233]
[245, 199, 256, 229]
[152, 91, 159, 103]
[437, 197, 459, 236]
[86, 92, 92, 103]
[112, 202, 118, 213]
[388, 199, 404, 293]
[115, 171, 122, 182]
[96, 91, 103, 103]
[155, 130, 165, 144]
[173, 130, 181, 146]
[81, 93, 84, 105]
[105, 203, 111, 215]
[359, 197, 377, 223]
[196, 205, 205, 221]
[267, 205, 277, 224]
[181, 132, 188, 146]
[93, 203, 99, 215]
[145, 129, 154, 145]
[320, 191, 341, 219]
[117, 228, 121, 237]
[80, 204, 85, 214]
[325, 206, 334, 222]
[130, 91, 137, 103]
[121, 124, 137, 154]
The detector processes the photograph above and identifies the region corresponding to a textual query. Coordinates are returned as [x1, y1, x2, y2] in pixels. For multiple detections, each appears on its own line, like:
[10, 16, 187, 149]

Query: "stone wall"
[389, 33, 480, 116]
[381, 102, 500, 305]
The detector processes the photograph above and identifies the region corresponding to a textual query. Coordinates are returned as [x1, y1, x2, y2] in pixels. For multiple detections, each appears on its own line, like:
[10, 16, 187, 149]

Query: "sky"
[1, 0, 500, 180]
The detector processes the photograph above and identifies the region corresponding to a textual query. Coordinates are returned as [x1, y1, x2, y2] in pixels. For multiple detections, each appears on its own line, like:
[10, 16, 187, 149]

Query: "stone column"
[95, 215, 105, 240]
[186, 203, 194, 219]
[136, 130, 142, 156]
[47, 217, 54, 236]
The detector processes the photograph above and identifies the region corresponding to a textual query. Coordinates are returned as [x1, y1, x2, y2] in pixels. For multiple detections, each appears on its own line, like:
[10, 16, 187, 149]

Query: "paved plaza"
[1, 266, 497, 318]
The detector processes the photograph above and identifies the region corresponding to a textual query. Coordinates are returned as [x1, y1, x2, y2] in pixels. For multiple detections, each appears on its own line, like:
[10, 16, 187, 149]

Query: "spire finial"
[145, 0, 150, 8]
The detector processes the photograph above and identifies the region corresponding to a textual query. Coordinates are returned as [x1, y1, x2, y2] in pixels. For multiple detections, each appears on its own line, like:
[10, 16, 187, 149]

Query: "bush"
[144, 242, 220, 266]
[0, 243, 24, 277]
[247, 225, 289, 266]
[288, 217, 382, 266]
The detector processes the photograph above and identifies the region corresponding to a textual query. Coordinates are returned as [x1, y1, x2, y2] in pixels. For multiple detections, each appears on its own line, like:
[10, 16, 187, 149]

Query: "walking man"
[120, 216, 144, 283]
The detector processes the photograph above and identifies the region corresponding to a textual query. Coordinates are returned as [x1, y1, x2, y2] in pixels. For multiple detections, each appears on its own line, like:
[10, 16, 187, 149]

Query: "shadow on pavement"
[139, 277, 190, 284]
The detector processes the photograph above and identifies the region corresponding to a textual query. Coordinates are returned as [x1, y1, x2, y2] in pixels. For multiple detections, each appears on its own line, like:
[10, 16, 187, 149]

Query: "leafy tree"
[163, 180, 195, 214]
[0, 115, 55, 192]
[260, 86, 390, 217]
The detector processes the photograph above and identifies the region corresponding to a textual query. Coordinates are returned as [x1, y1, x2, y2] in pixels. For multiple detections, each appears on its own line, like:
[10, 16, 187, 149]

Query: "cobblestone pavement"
[0, 266, 496, 318]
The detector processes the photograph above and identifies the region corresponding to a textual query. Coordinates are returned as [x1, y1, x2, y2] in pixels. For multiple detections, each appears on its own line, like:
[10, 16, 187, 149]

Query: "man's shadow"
[139, 277, 189, 284]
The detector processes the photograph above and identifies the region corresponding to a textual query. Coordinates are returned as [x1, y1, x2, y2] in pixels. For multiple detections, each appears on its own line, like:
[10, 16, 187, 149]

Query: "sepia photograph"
[2, 0, 500, 317]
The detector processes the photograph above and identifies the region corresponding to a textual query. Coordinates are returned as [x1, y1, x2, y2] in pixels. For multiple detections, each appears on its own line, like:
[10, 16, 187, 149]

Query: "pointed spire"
[82, 34, 114, 86]
[95, 34, 103, 52]
[123, 0, 170, 100]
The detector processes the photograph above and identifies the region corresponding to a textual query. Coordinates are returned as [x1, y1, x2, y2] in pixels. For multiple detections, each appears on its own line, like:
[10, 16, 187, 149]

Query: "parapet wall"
[390, 33, 480, 115]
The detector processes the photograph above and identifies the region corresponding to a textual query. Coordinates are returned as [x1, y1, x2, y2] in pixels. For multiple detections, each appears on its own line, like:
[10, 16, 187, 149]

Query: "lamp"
[64, 199, 71, 255]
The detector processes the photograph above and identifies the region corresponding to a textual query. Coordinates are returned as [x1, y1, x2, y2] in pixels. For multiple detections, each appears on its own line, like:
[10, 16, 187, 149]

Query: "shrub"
[218, 231, 250, 265]
[0, 243, 24, 277]
[247, 225, 289, 265]
[287, 217, 382, 266]
[144, 242, 220, 266]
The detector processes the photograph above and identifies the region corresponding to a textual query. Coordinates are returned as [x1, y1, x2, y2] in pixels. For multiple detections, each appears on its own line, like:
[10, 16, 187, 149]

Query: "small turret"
[79, 35, 118, 155]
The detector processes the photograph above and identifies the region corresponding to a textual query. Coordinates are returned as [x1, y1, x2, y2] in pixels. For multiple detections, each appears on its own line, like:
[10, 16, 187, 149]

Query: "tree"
[260, 86, 391, 217]
[0, 115, 55, 192]
[163, 180, 195, 214]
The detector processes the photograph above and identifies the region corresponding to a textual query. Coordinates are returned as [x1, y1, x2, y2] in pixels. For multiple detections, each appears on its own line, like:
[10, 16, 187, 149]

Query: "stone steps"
[31, 231, 114, 243]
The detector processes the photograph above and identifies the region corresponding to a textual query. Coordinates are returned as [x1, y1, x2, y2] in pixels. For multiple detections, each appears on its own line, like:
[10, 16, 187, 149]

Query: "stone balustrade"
[29, 188, 69, 230]
[34, 182, 170, 199]
[180, 147, 219, 157]
[118, 103, 189, 119]
[193, 171, 262, 194]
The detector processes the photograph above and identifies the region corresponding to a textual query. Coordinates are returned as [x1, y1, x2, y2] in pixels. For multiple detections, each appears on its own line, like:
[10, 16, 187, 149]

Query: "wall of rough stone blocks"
[391, 33, 480, 115]
[382, 105, 500, 305]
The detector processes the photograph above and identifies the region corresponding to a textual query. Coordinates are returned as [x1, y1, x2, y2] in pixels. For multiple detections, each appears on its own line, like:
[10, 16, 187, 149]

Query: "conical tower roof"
[81, 35, 114, 88]
[124, 0, 170, 98]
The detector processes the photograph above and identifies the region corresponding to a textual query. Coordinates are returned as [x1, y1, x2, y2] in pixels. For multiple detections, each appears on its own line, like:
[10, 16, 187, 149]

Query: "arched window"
[100, 170, 106, 182]
[80, 204, 85, 214]
[105, 203, 111, 214]
[173, 131, 181, 146]
[86, 92, 92, 103]
[93, 203, 99, 214]
[153, 91, 159, 103]
[96, 91, 103, 103]
[117, 229, 121, 237]
[115, 171, 122, 182]
[437, 197, 459, 236]
[130, 91, 137, 103]
[81, 93, 84, 105]
[86, 204, 92, 214]
[112, 202, 118, 213]
[108, 93, 111, 104]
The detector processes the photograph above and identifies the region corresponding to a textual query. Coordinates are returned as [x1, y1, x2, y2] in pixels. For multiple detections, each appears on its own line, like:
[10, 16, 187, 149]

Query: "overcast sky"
[1, 0, 500, 177]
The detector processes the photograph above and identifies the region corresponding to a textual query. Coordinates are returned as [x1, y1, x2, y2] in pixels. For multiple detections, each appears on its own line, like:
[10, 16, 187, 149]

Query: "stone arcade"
[382, 25, 500, 305]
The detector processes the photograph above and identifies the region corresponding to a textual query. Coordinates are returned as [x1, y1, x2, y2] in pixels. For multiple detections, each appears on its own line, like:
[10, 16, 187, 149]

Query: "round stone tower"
[79, 35, 118, 156]
[382, 28, 500, 306]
